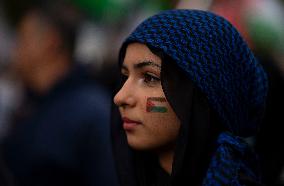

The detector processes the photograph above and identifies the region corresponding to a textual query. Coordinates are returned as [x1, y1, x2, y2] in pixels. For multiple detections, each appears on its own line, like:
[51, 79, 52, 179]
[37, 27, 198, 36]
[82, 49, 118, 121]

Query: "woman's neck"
[157, 149, 175, 174]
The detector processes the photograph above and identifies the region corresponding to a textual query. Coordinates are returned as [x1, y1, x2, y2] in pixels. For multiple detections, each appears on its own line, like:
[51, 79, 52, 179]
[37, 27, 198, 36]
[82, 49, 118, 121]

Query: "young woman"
[111, 9, 268, 186]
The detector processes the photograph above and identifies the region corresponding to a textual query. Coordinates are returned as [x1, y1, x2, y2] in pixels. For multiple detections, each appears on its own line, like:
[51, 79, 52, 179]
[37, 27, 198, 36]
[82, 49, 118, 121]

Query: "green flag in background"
[69, 0, 172, 23]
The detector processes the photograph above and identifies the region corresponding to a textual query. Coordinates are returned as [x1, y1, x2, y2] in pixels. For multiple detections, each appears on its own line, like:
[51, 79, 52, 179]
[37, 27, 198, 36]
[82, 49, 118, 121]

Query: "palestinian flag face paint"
[146, 97, 168, 113]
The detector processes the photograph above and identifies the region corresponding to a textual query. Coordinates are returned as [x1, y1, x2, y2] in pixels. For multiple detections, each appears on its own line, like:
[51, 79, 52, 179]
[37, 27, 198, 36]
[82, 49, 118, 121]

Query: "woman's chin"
[127, 136, 151, 151]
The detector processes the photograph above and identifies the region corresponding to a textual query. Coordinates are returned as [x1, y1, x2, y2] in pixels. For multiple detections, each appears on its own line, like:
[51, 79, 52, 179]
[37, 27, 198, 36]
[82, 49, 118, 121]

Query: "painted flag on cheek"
[146, 97, 168, 113]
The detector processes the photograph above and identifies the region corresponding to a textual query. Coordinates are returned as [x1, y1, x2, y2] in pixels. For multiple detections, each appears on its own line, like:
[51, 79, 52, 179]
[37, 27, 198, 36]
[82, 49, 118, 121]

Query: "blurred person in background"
[0, 0, 119, 185]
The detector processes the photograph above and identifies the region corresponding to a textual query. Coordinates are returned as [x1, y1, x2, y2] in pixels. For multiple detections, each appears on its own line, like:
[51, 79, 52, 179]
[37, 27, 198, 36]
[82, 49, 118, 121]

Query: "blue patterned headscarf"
[117, 9, 268, 185]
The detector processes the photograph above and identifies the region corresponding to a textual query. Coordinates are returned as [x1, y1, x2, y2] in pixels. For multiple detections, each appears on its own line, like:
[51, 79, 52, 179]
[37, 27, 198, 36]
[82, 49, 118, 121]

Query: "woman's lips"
[122, 117, 142, 131]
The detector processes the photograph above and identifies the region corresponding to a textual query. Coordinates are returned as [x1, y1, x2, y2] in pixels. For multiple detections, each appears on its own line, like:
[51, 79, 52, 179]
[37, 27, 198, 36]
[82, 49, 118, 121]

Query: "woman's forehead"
[123, 43, 162, 66]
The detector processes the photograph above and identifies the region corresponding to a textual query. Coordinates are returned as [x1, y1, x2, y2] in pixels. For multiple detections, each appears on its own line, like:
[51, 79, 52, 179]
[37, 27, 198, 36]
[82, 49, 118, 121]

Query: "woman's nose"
[113, 79, 136, 108]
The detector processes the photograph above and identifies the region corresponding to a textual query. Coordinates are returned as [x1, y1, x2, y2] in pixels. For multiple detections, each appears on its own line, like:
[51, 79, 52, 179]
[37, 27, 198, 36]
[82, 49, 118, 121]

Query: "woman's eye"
[143, 73, 160, 84]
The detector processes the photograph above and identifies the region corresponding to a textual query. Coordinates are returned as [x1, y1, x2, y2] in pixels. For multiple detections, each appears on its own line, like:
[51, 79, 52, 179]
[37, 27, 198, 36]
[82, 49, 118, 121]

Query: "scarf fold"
[203, 132, 261, 185]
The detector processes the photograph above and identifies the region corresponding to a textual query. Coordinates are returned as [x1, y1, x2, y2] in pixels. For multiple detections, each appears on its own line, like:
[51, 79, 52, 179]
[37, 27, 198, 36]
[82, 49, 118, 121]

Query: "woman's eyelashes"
[120, 70, 160, 87]
[142, 72, 160, 86]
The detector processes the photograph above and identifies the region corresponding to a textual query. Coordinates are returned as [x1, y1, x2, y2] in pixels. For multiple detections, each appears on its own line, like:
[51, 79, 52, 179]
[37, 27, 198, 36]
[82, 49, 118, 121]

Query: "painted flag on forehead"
[146, 97, 168, 113]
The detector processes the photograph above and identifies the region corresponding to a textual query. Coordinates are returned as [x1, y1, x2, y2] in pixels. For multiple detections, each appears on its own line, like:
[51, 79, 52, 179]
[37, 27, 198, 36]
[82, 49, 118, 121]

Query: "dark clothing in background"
[256, 56, 284, 185]
[0, 152, 14, 186]
[1, 64, 119, 186]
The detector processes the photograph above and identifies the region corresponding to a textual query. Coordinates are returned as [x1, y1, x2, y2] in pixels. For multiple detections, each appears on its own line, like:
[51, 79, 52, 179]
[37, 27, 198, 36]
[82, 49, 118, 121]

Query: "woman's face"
[114, 43, 180, 151]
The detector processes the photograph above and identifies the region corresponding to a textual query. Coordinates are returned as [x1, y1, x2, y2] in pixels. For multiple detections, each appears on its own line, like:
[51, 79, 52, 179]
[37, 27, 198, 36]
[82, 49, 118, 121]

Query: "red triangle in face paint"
[146, 100, 156, 112]
[146, 100, 155, 107]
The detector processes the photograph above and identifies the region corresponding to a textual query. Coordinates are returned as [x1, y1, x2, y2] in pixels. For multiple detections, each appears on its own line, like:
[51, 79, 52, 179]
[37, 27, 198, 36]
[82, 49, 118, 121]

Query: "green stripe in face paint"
[148, 106, 168, 113]
[146, 97, 168, 113]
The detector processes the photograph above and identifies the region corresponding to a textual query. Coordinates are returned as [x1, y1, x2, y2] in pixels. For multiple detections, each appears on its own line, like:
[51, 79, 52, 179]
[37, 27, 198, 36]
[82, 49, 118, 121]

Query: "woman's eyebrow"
[134, 61, 161, 69]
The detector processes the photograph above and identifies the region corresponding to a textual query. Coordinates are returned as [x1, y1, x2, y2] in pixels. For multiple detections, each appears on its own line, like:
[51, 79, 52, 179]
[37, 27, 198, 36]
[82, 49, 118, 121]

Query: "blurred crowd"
[0, 0, 283, 185]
